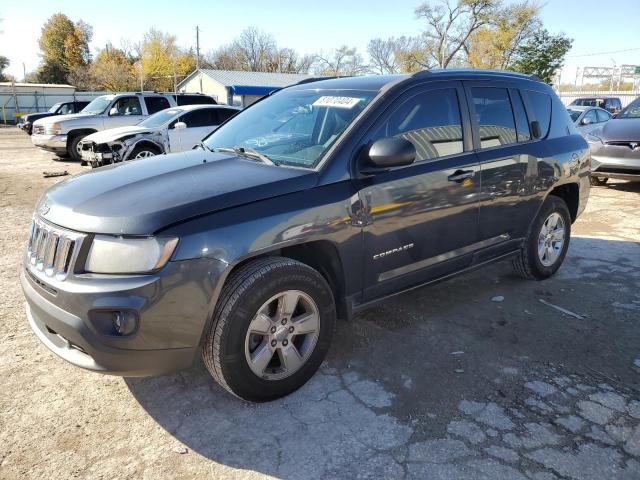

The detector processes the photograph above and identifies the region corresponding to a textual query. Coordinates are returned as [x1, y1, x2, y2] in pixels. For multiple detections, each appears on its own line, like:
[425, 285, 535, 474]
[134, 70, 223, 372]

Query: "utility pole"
[196, 26, 201, 69]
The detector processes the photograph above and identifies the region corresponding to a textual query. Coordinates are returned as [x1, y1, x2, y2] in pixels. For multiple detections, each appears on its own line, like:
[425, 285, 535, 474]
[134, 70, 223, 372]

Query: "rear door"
[465, 81, 536, 252]
[357, 81, 481, 300]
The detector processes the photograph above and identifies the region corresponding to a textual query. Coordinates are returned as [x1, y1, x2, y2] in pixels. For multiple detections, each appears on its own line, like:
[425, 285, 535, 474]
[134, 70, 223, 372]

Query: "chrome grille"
[32, 124, 45, 135]
[27, 217, 83, 281]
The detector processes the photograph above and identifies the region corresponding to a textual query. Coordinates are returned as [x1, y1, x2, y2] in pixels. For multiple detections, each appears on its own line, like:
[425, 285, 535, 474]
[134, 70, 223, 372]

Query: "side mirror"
[174, 121, 187, 130]
[109, 107, 119, 116]
[530, 120, 541, 139]
[581, 117, 592, 126]
[364, 137, 416, 172]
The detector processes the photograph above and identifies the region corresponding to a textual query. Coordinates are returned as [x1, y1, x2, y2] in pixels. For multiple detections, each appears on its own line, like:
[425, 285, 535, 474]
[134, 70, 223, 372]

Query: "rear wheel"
[590, 176, 608, 186]
[513, 195, 571, 280]
[202, 257, 336, 402]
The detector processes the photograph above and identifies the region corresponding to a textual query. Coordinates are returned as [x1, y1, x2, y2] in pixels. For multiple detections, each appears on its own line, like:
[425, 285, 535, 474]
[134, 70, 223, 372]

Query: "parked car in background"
[587, 96, 640, 185]
[31, 92, 217, 161]
[569, 97, 622, 115]
[21, 70, 590, 402]
[17, 101, 89, 135]
[79, 104, 240, 167]
[567, 106, 612, 136]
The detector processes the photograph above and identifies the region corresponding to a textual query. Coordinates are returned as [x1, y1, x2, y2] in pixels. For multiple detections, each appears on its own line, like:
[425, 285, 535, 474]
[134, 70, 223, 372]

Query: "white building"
[177, 69, 316, 107]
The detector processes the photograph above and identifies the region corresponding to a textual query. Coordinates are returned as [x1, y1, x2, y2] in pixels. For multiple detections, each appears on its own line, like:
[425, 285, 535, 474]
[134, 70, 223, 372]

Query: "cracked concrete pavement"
[1, 127, 639, 479]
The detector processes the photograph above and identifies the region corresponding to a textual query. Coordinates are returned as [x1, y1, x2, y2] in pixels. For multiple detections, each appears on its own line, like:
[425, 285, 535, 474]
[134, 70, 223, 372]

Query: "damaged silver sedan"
[79, 104, 240, 168]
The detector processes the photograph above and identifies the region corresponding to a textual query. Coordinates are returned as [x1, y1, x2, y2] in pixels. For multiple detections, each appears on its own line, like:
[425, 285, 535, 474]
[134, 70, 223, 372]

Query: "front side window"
[583, 109, 597, 124]
[471, 87, 517, 148]
[111, 97, 142, 116]
[203, 89, 375, 168]
[596, 109, 611, 123]
[370, 88, 464, 161]
[58, 103, 74, 114]
[180, 109, 214, 128]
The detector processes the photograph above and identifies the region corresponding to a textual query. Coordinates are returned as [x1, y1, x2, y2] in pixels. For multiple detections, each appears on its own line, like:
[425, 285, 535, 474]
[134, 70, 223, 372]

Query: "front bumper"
[17, 122, 32, 133]
[31, 133, 68, 153]
[591, 144, 640, 180]
[21, 255, 227, 376]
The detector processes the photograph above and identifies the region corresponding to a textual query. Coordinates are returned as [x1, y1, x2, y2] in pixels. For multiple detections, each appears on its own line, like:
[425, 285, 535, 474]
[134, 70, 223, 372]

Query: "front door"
[107, 96, 145, 127]
[357, 82, 481, 301]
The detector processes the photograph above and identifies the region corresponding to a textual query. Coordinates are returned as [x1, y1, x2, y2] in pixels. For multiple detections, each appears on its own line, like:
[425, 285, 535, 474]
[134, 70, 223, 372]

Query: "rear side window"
[372, 88, 464, 161]
[145, 96, 171, 115]
[175, 95, 216, 106]
[522, 90, 552, 138]
[470, 87, 517, 148]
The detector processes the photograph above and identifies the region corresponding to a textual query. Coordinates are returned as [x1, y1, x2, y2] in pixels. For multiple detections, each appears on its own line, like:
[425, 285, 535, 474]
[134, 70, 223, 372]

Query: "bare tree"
[232, 27, 277, 71]
[367, 36, 426, 74]
[415, 0, 497, 68]
[313, 46, 368, 76]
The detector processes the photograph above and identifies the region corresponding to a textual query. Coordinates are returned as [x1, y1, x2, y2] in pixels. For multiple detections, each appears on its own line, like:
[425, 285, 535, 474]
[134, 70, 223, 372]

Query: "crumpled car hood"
[83, 126, 155, 144]
[38, 149, 317, 235]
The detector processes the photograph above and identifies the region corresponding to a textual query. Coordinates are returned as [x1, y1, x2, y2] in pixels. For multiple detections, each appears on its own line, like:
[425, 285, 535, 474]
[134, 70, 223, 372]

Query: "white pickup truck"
[31, 92, 216, 160]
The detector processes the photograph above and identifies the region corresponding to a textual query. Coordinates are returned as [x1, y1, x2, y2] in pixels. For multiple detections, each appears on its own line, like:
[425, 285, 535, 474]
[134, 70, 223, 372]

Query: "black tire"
[590, 176, 608, 186]
[128, 145, 160, 160]
[203, 256, 336, 402]
[512, 195, 571, 280]
[67, 133, 87, 161]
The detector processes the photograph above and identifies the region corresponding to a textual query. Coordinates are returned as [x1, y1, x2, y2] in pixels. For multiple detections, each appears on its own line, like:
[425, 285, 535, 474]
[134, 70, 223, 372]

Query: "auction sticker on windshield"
[312, 96, 362, 109]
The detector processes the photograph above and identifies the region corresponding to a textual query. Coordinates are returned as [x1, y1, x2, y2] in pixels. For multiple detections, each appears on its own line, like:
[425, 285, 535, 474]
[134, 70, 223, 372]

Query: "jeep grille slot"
[27, 218, 82, 280]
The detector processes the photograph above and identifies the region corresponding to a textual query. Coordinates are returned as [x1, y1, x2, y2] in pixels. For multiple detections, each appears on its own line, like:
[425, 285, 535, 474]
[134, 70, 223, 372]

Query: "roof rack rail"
[410, 68, 542, 82]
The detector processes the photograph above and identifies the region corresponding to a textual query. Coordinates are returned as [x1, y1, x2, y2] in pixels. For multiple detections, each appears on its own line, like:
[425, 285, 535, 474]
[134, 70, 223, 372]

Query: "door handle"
[447, 170, 475, 183]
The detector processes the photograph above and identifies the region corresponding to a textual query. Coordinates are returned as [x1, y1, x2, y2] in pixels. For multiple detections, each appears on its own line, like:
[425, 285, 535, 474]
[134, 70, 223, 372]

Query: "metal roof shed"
[177, 69, 316, 107]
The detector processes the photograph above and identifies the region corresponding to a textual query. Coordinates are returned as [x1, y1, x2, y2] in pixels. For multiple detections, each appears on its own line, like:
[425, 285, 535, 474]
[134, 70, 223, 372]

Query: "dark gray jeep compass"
[21, 70, 590, 402]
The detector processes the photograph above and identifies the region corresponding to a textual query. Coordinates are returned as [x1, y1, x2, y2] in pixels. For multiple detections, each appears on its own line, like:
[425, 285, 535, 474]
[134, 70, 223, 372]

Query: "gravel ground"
[1, 126, 639, 479]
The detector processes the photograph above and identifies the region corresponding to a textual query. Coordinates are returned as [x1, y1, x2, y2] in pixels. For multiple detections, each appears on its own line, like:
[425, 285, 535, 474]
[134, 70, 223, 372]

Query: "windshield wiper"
[214, 146, 276, 166]
[198, 141, 213, 152]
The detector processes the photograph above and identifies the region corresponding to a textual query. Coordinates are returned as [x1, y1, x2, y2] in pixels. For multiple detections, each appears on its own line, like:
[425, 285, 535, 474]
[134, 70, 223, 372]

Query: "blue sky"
[1, 0, 639, 83]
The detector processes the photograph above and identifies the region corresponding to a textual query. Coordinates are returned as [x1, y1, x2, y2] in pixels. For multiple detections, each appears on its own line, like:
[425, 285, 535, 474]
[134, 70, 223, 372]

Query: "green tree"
[0, 55, 11, 81]
[37, 13, 92, 83]
[511, 29, 573, 83]
[465, 1, 541, 69]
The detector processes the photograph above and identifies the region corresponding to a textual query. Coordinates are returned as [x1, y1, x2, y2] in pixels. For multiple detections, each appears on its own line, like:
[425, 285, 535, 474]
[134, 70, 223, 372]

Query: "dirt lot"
[1, 125, 640, 479]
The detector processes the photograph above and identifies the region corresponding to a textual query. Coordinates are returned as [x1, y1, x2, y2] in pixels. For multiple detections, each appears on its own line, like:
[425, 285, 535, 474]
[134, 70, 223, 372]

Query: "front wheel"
[128, 145, 160, 160]
[67, 134, 88, 161]
[512, 195, 571, 280]
[203, 257, 336, 402]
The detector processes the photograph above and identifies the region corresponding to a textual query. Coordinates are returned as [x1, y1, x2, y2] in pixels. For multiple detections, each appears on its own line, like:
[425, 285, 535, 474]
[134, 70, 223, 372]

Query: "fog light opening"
[112, 311, 137, 336]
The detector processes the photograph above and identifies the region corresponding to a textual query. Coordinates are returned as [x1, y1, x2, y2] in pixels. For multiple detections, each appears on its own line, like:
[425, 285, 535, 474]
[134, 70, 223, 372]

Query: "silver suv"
[31, 92, 216, 160]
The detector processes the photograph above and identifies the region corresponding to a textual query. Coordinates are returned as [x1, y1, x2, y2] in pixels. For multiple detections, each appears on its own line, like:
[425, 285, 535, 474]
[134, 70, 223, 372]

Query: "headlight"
[85, 235, 179, 274]
[45, 123, 62, 135]
[586, 133, 603, 144]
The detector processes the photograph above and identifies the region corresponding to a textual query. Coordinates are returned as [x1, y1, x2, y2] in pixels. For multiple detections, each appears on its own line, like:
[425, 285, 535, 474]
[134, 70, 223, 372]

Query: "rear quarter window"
[521, 90, 552, 138]
[175, 95, 216, 106]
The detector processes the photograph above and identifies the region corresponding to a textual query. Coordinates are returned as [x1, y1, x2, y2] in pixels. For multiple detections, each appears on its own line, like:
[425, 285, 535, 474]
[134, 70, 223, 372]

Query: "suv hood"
[34, 112, 90, 126]
[84, 126, 154, 144]
[38, 149, 317, 235]
[598, 118, 640, 141]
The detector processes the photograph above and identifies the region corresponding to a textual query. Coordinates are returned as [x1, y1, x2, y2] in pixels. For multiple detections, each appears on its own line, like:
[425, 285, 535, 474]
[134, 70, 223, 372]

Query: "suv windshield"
[82, 95, 114, 115]
[203, 89, 375, 168]
[48, 103, 62, 113]
[138, 108, 182, 128]
[617, 98, 640, 119]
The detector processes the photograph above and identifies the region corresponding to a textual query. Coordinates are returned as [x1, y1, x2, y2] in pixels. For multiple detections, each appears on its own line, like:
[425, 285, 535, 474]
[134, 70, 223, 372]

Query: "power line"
[567, 47, 640, 58]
